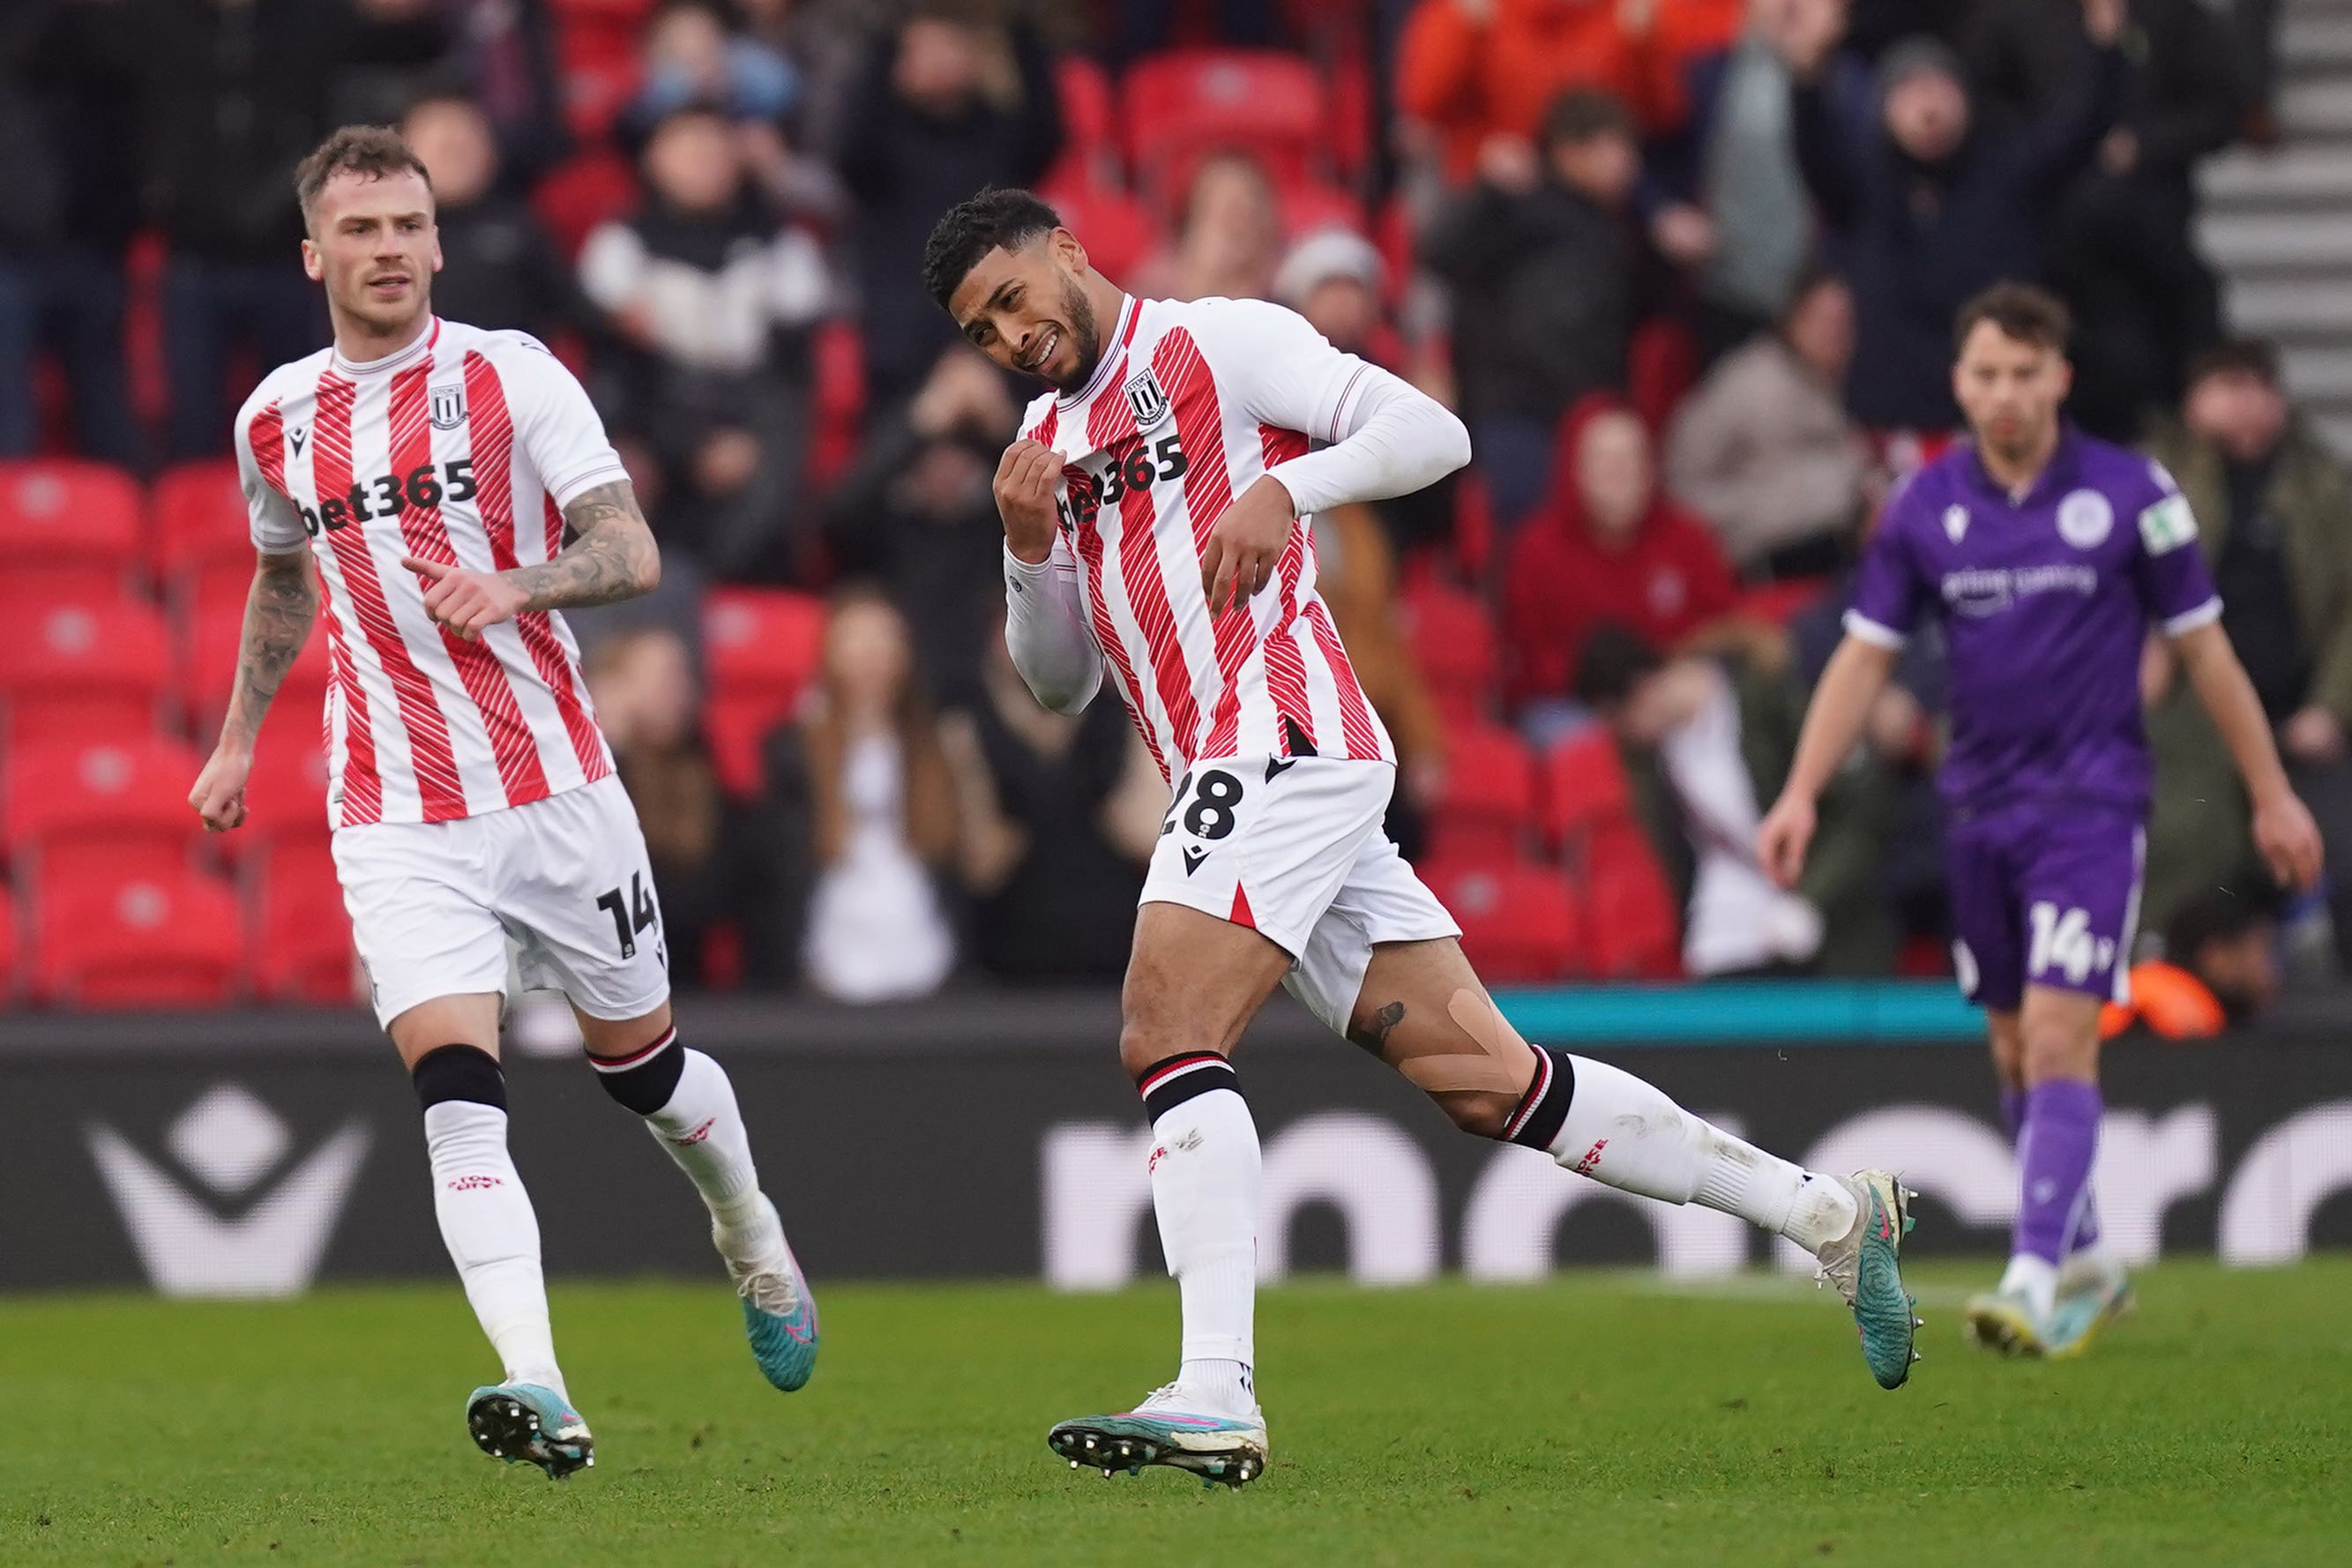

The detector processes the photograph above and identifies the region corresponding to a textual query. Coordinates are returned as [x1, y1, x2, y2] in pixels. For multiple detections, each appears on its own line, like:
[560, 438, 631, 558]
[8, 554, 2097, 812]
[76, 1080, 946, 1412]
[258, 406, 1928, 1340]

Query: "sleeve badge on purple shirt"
[2057, 490, 2114, 549]
[2139, 494, 2198, 555]
[1943, 504, 1969, 543]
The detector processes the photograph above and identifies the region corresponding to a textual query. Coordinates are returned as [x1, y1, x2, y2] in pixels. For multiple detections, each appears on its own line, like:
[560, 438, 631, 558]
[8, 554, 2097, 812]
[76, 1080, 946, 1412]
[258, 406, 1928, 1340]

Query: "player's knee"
[411, 1043, 506, 1112]
[1433, 1088, 1519, 1141]
[2020, 1016, 2098, 1084]
[1117, 1019, 1222, 1082]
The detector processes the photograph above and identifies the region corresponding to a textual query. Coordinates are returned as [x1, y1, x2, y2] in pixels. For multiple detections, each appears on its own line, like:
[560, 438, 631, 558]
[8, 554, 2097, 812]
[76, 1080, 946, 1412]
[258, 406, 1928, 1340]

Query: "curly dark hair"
[294, 124, 434, 233]
[921, 186, 1063, 310]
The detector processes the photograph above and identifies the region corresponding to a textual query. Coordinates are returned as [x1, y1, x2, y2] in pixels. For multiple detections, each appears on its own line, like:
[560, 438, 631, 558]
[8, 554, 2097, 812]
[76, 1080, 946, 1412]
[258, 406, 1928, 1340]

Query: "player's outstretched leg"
[1340, 942, 1922, 1390]
[411, 1039, 594, 1477]
[1048, 906, 1286, 1487]
[586, 1018, 818, 1391]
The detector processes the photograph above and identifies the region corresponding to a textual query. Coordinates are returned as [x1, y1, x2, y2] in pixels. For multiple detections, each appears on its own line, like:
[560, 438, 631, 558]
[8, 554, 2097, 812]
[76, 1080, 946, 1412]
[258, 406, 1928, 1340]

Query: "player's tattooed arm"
[510, 479, 661, 611]
[192, 549, 317, 832]
[224, 549, 319, 744]
[402, 481, 657, 640]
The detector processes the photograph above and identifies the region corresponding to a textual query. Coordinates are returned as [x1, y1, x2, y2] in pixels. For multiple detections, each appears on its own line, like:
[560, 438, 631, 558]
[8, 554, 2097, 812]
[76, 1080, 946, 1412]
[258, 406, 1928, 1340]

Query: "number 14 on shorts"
[595, 871, 662, 962]
[2027, 900, 2113, 987]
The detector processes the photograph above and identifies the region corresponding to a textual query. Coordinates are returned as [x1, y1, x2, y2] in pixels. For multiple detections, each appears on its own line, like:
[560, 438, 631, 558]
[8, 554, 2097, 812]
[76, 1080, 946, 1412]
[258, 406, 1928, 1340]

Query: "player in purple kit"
[1760, 284, 2323, 1358]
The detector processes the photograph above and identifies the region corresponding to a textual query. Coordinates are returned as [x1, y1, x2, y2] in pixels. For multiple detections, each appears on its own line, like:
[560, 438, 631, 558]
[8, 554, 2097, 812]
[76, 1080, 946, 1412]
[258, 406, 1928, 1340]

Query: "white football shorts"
[332, 774, 671, 1028]
[1140, 755, 1460, 1035]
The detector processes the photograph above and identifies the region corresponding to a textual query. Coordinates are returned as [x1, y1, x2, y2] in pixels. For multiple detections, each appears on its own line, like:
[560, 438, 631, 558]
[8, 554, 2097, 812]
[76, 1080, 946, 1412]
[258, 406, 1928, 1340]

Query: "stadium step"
[2199, 0, 2352, 460]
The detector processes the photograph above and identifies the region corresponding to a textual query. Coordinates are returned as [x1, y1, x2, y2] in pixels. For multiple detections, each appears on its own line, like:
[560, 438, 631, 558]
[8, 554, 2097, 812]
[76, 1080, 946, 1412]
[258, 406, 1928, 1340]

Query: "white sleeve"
[1192, 297, 1471, 515]
[1003, 540, 1101, 714]
[499, 335, 631, 509]
[235, 390, 308, 555]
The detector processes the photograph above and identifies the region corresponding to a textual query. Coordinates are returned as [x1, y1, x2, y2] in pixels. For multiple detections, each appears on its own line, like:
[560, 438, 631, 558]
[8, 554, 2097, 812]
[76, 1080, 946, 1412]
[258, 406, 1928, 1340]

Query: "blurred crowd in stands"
[0, 0, 2335, 1019]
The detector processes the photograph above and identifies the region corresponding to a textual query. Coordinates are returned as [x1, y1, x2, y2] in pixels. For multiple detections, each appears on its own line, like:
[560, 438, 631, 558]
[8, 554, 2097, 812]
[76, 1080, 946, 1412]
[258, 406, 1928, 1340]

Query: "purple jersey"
[1846, 427, 2221, 813]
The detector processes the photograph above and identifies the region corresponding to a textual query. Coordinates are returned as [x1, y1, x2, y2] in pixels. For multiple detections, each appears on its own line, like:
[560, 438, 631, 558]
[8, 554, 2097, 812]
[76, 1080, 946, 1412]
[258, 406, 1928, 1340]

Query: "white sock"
[1549, 1055, 1857, 1251]
[424, 1101, 564, 1397]
[1144, 1071, 1260, 1398]
[1998, 1253, 2060, 1318]
[641, 1049, 760, 1212]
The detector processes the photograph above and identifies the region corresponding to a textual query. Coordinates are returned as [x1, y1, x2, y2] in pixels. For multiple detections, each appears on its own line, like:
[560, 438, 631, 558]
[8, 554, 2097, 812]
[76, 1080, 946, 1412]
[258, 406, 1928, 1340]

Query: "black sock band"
[588, 1026, 683, 1115]
[413, 1044, 507, 1113]
[1503, 1048, 1576, 1150]
[1137, 1051, 1240, 1122]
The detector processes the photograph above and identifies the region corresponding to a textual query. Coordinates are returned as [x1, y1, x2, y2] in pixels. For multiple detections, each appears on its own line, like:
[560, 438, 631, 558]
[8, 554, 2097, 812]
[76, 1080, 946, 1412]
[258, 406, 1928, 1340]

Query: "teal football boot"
[1813, 1170, 1923, 1390]
[467, 1383, 593, 1479]
[725, 1196, 819, 1392]
[1049, 1384, 1269, 1488]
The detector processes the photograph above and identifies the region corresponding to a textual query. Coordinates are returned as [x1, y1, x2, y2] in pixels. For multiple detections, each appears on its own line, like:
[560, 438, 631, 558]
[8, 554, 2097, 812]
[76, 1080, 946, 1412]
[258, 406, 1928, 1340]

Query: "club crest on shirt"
[2057, 489, 2113, 549]
[1123, 368, 1172, 431]
[1943, 504, 1968, 543]
[429, 384, 467, 432]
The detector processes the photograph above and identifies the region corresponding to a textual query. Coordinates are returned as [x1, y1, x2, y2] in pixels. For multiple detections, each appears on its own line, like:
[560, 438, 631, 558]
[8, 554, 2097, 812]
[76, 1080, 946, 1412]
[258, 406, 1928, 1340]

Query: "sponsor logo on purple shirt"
[1845, 428, 2221, 813]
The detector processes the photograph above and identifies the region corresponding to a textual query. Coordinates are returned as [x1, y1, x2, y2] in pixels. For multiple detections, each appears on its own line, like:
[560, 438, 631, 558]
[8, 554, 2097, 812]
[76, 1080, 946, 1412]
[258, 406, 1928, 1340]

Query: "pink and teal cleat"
[725, 1197, 818, 1392]
[467, 1383, 592, 1479]
[1813, 1169, 1923, 1390]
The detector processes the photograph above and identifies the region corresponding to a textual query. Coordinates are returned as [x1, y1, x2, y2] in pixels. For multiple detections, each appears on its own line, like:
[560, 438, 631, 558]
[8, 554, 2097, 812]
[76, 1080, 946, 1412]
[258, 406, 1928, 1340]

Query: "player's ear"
[2055, 356, 2075, 399]
[301, 237, 325, 283]
[1053, 226, 1088, 277]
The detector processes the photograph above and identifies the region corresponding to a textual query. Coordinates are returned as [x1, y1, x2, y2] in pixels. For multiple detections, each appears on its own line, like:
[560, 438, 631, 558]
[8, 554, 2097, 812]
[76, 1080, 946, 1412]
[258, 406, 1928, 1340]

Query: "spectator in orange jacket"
[1400, 0, 1714, 180]
[2098, 887, 2281, 1039]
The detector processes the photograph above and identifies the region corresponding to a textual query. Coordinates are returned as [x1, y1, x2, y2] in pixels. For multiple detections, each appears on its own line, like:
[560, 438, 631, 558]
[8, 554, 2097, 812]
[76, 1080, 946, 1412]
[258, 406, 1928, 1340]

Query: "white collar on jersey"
[1057, 295, 1137, 409]
[331, 317, 441, 379]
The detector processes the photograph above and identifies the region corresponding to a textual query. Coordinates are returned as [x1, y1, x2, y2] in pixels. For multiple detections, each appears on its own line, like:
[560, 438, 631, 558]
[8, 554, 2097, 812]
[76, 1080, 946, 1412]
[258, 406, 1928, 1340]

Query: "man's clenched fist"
[994, 438, 1061, 565]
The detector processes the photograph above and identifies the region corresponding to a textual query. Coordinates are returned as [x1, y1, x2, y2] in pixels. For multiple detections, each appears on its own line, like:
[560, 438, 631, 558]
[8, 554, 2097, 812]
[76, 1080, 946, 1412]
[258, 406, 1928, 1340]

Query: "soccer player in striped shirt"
[925, 187, 1925, 1486]
[186, 127, 818, 1476]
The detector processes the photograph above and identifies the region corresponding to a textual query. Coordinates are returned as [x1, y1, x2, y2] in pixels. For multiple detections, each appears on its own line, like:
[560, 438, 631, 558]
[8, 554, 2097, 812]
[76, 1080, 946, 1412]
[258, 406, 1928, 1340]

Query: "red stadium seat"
[1052, 54, 1120, 186]
[3, 735, 203, 892]
[1422, 860, 1582, 983]
[152, 459, 254, 577]
[34, 869, 243, 1007]
[706, 587, 826, 698]
[250, 839, 356, 1004]
[808, 319, 868, 490]
[1425, 722, 1535, 870]
[0, 459, 143, 575]
[0, 596, 171, 749]
[1539, 730, 1680, 977]
[1541, 728, 1635, 847]
[1036, 175, 1163, 291]
[1581, 819, 1682, 980]
[0, 887, 18, 1004]
[1397, 582, 1496, 722]
[534, 150, 640, 261]
[703, 589, 826, 795]
[1122, 50, 1328, 198]
[0, 564, 139, 620]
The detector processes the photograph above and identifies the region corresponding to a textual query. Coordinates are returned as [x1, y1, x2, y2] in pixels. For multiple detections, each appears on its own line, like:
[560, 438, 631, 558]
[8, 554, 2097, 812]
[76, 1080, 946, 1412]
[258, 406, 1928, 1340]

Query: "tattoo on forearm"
[506, 479, 659, 612]
[228, 552, 318, 739]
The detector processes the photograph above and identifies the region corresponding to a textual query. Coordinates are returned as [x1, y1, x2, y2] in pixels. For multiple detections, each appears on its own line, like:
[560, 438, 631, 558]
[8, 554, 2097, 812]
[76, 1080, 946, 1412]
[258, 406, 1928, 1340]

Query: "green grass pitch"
[4, 1260, 2348, 1567]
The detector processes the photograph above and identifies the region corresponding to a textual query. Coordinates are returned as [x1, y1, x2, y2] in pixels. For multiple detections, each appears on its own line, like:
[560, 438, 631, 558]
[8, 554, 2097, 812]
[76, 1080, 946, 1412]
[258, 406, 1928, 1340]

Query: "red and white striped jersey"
[1020, 294, 1393, 782]
[234, 317, 623, 828]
